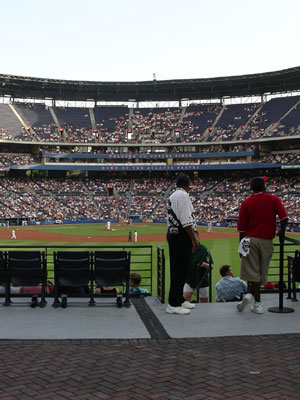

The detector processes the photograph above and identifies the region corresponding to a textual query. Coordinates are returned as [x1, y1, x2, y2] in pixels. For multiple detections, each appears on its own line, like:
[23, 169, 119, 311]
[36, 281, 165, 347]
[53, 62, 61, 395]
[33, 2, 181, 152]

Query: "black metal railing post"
[268, 236, 295, 313]
[157, 247, 165, 304]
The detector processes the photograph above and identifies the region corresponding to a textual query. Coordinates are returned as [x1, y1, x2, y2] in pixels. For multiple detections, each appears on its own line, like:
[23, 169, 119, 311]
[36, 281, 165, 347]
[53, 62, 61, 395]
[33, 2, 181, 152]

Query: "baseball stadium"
[2, 3, 300, 397]
[0, 66, 300, 398]
[1, 67, 300, 295]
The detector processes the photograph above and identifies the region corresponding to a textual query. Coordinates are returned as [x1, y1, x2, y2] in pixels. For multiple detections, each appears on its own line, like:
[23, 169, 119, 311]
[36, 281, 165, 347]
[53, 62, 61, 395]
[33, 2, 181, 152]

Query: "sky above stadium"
[1, 0, 300, 82]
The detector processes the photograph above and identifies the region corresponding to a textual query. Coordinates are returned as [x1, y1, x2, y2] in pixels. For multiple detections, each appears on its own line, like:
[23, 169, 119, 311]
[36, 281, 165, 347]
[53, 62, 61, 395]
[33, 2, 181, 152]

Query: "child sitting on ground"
[129, 272, 149, 294]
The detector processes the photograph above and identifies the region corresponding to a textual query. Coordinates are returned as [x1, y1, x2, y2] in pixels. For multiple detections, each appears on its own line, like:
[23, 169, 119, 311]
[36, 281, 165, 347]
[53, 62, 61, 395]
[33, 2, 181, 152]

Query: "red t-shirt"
[237, 192, 288, 239]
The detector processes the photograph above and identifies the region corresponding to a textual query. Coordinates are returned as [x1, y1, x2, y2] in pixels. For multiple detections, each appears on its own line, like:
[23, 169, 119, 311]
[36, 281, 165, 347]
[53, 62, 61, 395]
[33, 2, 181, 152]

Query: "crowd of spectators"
[0, 129, 15, 141]
[131, 108, 181, 144]
[0, 175, 299, 224]
[257, 153, 300, 164]
[208, 104, 260, 142]
[84, 177, 129, 219]
[0, 153, 35, 166]
[34, 124, 62, 142]
[94, 107, 129, 144]
[180, 105, 221, 142]
[270, 123, 300, 137]
[1, 99, 300, 144]
[153, 176, 300, 225]
[128, 178, 169, 218]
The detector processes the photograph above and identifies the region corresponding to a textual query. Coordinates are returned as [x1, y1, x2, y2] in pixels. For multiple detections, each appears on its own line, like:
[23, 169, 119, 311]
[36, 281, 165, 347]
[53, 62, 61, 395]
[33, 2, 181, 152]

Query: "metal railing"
[157, 247, 165, 303]
[156, 246, 213, 304]
[268, 236, 300, 313]
[0, 245, 153, 295]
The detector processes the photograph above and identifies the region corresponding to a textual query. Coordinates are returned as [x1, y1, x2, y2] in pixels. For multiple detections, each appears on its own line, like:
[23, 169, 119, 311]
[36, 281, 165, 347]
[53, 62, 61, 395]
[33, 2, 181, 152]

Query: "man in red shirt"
[236, 176, 288, 314]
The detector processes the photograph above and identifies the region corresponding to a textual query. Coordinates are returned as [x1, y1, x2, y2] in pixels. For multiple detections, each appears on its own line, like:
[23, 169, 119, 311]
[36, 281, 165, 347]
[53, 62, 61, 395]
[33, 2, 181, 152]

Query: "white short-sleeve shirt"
[168, 188, 196, 229]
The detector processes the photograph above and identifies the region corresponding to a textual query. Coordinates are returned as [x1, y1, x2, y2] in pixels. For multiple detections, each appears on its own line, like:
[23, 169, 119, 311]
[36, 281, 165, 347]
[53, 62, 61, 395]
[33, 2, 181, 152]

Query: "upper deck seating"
[206, 103, 259, 142]
[275, 99, 300, 136]
[93, 106, 129, 143]
[55, 107, 92, 130]
[131, 108, 181, 143]
[238, 97, 300, 140]
[182, 104, 221, 142]
[0, 104, 23, 139]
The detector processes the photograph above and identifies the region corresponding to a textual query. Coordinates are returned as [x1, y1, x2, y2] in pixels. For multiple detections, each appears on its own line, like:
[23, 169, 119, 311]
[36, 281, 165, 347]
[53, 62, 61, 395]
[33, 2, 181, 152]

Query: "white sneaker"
[236, 293, 254, 312]
[166, 304, 190, 315]
[181, 301, 195, 309]
[251, 302, 264, 314]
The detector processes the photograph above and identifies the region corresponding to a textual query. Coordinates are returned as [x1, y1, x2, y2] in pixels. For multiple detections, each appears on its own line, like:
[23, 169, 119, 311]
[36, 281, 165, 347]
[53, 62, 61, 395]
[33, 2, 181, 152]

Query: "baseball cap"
[250, 177, 266, 192]
[261, 176, 268, 182]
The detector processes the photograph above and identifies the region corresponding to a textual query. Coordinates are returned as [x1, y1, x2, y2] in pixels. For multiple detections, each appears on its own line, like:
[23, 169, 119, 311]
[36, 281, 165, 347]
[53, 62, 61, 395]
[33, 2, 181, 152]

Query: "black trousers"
[167, 230, 192, 307]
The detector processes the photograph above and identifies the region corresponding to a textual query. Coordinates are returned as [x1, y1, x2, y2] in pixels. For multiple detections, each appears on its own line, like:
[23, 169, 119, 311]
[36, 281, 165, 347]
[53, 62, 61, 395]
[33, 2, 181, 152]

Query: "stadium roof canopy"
[1, 66, 300, 102]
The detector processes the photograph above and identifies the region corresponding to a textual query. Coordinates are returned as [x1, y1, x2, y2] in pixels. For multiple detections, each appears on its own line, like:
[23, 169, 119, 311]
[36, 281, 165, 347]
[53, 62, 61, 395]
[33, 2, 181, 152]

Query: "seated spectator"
[183, 243, 213, 305]
[129, 272, 149, 294]
[215, 265, 247, 302]
[94, 285, 120, 295]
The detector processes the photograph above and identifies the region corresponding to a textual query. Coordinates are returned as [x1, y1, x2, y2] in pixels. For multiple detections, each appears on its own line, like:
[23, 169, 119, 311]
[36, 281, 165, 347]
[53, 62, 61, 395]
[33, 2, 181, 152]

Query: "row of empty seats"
[0, 250, 131, 308]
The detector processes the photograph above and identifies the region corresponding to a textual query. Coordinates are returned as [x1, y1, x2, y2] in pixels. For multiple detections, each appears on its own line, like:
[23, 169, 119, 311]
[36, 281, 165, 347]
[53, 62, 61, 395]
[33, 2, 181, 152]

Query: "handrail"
[268, 236, 296, 313]
[157, 247, 165, 304]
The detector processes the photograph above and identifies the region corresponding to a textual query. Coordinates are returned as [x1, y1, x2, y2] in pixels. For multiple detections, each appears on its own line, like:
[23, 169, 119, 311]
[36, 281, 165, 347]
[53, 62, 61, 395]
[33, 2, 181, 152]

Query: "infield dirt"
[0, 228, 238, 242]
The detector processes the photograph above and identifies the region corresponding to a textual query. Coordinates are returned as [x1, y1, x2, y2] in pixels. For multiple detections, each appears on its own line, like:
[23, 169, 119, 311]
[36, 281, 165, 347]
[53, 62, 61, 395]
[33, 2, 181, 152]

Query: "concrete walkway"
[0, 294, 299, 399]
[0, 293, 299, 340]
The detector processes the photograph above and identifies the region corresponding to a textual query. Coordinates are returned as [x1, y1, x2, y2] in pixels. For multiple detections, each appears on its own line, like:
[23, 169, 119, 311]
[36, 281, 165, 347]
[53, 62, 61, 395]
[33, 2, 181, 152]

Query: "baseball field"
[0, 222, 296, 300]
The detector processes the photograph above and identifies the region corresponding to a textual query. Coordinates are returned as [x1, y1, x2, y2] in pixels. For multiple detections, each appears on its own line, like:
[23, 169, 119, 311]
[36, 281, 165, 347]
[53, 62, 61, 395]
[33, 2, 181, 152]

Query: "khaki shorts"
[240, 236, 273, 284]
[183, 283, 209, 299]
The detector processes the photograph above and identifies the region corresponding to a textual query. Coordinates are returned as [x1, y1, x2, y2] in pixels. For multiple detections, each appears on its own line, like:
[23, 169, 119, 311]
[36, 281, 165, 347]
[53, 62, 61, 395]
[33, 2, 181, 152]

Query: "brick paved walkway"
[0, 334, 300, 399]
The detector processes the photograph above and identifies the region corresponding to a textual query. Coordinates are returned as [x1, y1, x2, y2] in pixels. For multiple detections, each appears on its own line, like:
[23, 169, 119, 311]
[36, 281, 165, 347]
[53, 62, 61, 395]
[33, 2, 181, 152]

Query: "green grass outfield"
[1, 223, 299, 301]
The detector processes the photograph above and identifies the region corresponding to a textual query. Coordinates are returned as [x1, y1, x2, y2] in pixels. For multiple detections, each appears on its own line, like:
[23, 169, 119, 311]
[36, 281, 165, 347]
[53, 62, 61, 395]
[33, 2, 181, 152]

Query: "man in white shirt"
[166, 173, 199, 315]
